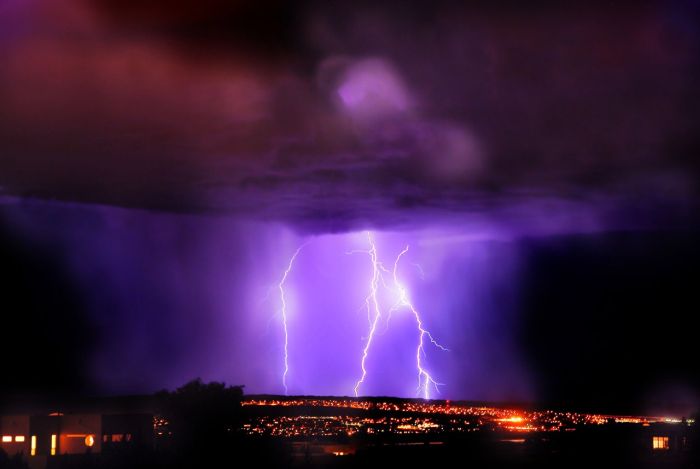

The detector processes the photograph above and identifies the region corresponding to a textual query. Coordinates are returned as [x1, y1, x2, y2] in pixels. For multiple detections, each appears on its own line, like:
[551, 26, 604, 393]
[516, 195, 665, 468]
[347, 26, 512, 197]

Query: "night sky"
[1, 0, 699, 416]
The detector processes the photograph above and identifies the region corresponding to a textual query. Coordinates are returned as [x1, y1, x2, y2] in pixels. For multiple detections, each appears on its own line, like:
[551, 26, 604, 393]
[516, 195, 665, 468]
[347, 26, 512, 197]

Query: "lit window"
[30, 436, 36, 456]
[103, 435, 109, 443]
[653, 436, 669, 450]
[15, 436, 25, 442]
[1, 436, 12, 443]
[112, 434, 123, 442]
[85, 435, 95, 447]
[50, 434, 57, 456]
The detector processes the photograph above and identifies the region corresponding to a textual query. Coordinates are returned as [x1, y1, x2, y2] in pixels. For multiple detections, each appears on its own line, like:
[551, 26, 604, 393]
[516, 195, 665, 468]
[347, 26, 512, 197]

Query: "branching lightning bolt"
[278, 242, 307, 395]
[390, 246, 448, 399]
[352, 233, 448, 399]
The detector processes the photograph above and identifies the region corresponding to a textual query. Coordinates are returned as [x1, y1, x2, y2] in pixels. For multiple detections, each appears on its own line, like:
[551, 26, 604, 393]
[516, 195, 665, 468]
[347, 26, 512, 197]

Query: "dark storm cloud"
[1, 0, 699, 232]
[2, 1, 699, 406]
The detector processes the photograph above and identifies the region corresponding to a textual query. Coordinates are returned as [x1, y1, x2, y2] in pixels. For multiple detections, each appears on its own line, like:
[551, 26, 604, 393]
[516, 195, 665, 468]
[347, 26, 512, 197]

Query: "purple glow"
[277, 242, 308, 395]
[0, 200, 533, 401]
[389, 245, 449, 399]
[350, 232, 384, 397]
[0, 0, 697, 416]
[337, 58, 412, 118]
[270, 229, 531, 399]
[261, 228, 530, 399]
[347, 234, 448, 398]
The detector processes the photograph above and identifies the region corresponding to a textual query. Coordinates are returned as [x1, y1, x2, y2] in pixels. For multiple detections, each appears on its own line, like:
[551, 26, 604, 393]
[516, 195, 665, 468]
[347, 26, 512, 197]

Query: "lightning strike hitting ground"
[278, 243, 307, 395]
[390, 246, 448, 399]
[352, 233, 448, 398]
[352, 232, 385, 397]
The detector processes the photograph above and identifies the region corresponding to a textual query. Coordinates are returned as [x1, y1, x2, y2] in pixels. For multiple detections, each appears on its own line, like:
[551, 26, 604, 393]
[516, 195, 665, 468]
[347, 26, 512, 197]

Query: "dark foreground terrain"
[1, 382, 697, 469]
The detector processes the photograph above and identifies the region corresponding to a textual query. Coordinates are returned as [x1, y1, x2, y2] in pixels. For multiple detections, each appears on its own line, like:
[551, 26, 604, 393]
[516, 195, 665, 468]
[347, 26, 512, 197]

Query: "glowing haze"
[1, 0, 698, 415]
[253, 227, 525, 399]
[278, 232, 450, 398]
[0, 201, 530, 400]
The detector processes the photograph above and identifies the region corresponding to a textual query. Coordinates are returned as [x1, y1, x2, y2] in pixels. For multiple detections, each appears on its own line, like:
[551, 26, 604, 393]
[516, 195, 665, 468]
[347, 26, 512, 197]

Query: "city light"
[239, 397, 670, 437]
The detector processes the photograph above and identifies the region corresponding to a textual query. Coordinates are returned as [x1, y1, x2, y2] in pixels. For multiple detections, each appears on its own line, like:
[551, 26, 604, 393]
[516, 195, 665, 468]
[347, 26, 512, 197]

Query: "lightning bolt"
[352, 232, 385, 397]
[352, 233, 447, 399]
[278, 242, 307, 395]
[390, 246, 448, 399]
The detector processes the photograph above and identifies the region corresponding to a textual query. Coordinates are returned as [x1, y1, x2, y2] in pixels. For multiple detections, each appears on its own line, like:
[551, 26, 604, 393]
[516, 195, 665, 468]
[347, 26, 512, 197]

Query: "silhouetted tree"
[155, 379, 244, 465]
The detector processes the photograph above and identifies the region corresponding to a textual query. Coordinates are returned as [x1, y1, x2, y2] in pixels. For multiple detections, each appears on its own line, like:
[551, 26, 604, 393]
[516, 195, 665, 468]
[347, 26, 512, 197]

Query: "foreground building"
[0, 398, 153, 468]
